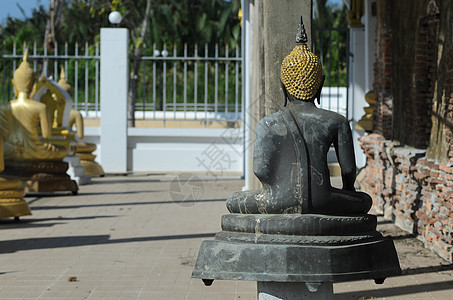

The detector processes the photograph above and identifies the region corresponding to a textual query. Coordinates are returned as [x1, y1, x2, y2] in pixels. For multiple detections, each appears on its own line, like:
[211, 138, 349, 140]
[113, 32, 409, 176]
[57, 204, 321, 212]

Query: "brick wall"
[359, 0, 453, 262]
[359, 134, 453, 262]
[372, 0, 393, 139]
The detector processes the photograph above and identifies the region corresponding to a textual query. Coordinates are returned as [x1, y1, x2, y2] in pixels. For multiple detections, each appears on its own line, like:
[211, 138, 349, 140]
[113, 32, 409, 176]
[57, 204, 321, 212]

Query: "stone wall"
[359, 134, 453, 262]
[359, 0, 453, 262]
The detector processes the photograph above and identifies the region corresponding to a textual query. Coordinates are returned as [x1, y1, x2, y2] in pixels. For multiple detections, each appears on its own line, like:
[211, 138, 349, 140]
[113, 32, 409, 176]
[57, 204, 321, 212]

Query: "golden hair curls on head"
[280, 17, 323, 102]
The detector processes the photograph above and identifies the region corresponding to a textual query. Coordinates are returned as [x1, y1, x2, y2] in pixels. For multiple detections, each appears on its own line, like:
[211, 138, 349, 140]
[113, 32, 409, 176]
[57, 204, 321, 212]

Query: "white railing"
[1, 41, 101, 118]
[1, 41, 243, 125]
[134, 43, 243, 123]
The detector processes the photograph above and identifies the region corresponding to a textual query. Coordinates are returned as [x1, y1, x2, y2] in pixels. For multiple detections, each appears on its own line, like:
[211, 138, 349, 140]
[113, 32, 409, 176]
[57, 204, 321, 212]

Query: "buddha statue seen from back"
[0, 50, 68, 161]
[193, 18, 400, 287]
[227, 19, 372, 216]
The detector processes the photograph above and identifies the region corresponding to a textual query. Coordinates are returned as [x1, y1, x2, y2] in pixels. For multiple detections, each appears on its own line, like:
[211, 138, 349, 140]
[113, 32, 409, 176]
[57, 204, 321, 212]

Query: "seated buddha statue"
[58, 68, 104, 176]
[32, 76, 76, 152]
[226, 20, 372, 216]
[0, 137, 31, 220]
[0, 50, 68, 161]
[193, 19, 400, 288]
[0, 50, 77, 194]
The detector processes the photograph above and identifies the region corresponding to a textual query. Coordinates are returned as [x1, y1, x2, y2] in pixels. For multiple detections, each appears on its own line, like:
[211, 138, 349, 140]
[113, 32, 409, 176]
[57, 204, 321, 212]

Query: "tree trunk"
[42, 0, 64, 77]
[127, 0, 152, 127]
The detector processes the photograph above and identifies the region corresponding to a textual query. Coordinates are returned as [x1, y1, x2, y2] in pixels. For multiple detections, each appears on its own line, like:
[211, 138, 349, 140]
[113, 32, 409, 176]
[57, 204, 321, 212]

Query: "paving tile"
[0, 175, 452, 299]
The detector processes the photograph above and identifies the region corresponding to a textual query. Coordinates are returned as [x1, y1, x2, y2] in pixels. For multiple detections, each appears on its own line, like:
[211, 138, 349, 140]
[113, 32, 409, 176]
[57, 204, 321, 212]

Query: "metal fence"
[1, 29, 346, 124]
[1, 42, 100, 118]
[1, 42, 243, 125]
[133, 43, 242, 124]
[313, 27, 350, 118]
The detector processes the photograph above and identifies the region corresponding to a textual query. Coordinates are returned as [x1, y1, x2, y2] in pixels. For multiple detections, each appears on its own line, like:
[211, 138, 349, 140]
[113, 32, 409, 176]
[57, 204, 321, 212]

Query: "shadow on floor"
[25, 190, 167, 200]
[335, 280, 453, 299]
[0, 215, 119, 227]
[402, 264, 453, 276]
[0, 232, 216, 254]
[30, 198, 226, 210]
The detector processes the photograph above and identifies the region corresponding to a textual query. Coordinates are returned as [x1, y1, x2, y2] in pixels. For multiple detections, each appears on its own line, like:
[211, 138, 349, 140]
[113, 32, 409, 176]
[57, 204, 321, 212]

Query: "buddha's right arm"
[39, 107, 51, 139]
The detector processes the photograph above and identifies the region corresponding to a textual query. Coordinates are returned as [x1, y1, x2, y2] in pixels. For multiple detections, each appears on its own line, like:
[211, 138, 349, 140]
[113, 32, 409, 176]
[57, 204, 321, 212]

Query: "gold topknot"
[280, 44, 323, 101]
[13, 49, 36, 93]
[58, 66, 72, 96]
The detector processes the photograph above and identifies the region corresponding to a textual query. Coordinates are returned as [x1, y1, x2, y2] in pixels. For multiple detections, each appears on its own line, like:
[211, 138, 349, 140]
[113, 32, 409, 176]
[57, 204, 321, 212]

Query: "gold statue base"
[75, 142, 105, 177]
[79, 159, 105, 177]
[0, 188, 31, 219]
[0, 197, 32, 219]
[3, 160, 78, 195]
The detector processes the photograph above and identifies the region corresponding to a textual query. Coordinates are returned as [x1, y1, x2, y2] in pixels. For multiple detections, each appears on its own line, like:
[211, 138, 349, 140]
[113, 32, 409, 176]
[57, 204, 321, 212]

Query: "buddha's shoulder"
[12, 99, 46, 109]
[256, 112, 288, 136]
[314, 108, 349, 126]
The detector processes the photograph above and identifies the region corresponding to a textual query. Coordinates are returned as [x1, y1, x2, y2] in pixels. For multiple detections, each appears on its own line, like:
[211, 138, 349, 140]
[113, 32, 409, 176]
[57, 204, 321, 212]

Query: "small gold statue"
[1, 49, 68, 161]
[32, 76, 76, 151]
[0, 49, 78, 194]
[58, 67, 105, 177]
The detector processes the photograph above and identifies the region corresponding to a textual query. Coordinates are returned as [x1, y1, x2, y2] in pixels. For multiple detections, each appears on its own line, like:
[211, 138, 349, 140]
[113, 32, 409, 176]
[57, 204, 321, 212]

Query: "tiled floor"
[0, 174, 451, 299]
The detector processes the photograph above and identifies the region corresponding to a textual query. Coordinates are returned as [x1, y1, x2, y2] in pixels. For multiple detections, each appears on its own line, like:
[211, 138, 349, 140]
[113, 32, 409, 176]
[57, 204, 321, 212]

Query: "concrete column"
[244, 0, 312, 189]
[262, 0, 312, 116]
[100, 28, 129, 173]
[257, 282, 333, 300]
[349, 28, 367, 169]
[364, 0, 377, 92]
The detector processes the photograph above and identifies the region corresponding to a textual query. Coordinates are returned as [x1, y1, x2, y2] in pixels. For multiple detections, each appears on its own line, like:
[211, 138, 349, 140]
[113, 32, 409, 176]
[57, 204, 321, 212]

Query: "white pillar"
[257, 282, 333, 300]
[100, 28, 129, 173]
[348, 28, 367, 169]
[242, 0, 251, 190]
[364, 0, 377, 92]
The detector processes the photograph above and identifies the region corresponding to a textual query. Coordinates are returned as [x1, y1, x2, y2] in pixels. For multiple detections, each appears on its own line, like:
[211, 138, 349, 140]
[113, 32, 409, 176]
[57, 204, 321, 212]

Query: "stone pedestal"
[64, 156, 91, 185]
[3, 160, 78, 195]
[193, 214, 401, 295]
[258, 281, 333, 300]
[75, 142, 105, 177]
[0, 185, 31, 219]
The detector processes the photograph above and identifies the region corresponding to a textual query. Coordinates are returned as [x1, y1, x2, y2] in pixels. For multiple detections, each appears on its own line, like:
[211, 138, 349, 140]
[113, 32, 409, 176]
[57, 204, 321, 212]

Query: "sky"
[0, 0, 49, 25]
[0, 0, 345, 25]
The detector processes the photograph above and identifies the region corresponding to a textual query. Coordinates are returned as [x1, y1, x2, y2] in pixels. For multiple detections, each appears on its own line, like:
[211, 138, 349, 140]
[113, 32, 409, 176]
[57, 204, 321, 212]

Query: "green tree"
[313, 0, 348, 87]
[1, 0, 242, 116]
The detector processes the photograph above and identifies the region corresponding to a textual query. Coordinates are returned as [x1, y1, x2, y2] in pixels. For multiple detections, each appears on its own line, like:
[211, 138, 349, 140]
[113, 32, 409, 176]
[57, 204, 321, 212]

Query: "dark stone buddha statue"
[192, 18, 400, 288]
[227, 22, 371, 216]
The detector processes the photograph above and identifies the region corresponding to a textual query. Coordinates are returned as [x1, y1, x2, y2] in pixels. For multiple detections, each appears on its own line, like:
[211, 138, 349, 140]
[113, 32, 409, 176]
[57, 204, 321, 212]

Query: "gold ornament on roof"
[13, 49, 35, 94]
[280, 18, 323, 101]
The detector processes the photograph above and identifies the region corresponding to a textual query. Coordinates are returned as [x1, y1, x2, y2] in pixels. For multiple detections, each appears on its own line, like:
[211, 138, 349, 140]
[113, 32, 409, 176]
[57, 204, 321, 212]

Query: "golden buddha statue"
[0, 50, 78, 194]
[58, 68, 104, 177]
[0, 50, 68, 161]
[32, 76, 76, 151]
[0, 137, 31, 220]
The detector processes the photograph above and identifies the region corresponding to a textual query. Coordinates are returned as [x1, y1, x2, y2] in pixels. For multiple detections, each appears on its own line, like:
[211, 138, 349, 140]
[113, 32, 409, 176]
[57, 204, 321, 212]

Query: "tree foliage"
[1, 0, 241, 53]
[312, 0, 348, 87]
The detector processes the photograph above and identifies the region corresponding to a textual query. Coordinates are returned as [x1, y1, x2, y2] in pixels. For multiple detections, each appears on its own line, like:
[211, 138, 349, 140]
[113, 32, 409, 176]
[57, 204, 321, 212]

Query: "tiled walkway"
[0, 174, 452, 299]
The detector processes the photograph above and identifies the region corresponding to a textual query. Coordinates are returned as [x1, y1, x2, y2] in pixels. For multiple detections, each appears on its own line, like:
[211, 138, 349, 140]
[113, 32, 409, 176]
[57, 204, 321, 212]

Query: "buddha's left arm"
[335, 121, 356, 191]
[70, 109, 84, 138]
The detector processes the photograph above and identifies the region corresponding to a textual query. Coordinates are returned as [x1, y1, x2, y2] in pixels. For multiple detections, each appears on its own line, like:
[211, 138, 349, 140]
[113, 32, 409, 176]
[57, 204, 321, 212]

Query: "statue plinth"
[3, 160, 78, 195]
[0, 178, 31, 219]
[75, 142, 105, 177]
[193, 214, 401, 288]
